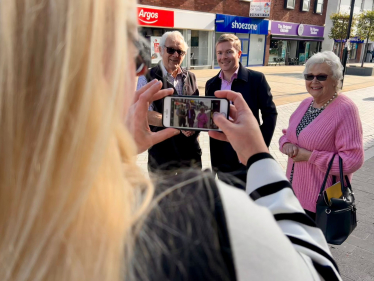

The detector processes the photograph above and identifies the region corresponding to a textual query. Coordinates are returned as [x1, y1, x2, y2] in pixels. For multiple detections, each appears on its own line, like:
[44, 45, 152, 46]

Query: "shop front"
[333, 37, 365, 63]
[137, 6, 215, 69]
[215, 14, 269, 67]
[269, 21, 324, 65]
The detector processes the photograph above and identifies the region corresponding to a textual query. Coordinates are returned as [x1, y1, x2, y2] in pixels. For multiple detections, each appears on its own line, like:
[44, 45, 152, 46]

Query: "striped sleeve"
[246, 153, 342, 281]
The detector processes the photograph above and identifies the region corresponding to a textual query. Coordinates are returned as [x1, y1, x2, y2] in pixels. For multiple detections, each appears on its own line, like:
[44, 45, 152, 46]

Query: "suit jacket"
[187, 109, 196, 122]
[205, 63, 277, 174]
[146, 63, 201, 169]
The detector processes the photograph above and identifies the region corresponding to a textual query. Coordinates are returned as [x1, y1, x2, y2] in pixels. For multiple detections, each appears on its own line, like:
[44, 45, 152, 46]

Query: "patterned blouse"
[290, 101, 324, 183]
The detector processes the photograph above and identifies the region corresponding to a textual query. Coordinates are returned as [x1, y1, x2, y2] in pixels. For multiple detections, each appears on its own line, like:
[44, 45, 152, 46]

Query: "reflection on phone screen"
[170, 98, 221, 130]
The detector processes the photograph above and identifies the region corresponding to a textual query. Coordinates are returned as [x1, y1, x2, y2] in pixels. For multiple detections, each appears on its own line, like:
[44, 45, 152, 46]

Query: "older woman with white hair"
[280, 51, 364, 220]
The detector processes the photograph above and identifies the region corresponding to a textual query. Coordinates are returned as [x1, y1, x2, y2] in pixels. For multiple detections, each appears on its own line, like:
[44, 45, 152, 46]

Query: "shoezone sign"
[137, 7, 174, 27]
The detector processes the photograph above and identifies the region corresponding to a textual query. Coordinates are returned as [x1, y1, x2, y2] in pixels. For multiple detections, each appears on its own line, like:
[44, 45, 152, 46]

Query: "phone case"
[162, 95, 230, 132]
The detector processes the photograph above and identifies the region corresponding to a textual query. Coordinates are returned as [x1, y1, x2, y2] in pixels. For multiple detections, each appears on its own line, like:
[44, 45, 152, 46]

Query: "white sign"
[151, 37, 162, 64]
[278, 23, 292, 33]
[249, 1, 271, 17]
[232, 21, 258, 31]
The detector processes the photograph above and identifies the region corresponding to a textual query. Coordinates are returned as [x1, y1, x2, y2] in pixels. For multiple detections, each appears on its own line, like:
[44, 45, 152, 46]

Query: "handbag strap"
[339, 156, 353, 195]
[318, 154, 336, 195]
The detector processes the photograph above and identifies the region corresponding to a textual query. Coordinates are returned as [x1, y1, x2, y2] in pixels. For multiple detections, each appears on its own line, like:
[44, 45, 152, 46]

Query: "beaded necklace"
[308, 92, 337, 113]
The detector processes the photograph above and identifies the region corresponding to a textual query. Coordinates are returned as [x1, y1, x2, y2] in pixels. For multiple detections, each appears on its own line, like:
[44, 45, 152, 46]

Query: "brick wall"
[270, 0, 328, 26]
[264, 34, 271, 66]
[139, 0, 328, 26]
[138, 0, 252, 17]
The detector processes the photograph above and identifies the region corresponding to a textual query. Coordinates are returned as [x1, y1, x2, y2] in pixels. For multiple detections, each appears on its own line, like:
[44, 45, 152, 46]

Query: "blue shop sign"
[215, 14, 268, 35]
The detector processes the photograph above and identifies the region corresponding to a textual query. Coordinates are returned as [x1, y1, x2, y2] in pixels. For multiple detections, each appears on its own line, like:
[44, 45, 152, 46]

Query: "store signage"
[150, 37, 162, 64]
[249, 0, 271, 17]
[215, 14, 268, 35]
[137, 7, 174, 27]
[271, 21, 324, 37]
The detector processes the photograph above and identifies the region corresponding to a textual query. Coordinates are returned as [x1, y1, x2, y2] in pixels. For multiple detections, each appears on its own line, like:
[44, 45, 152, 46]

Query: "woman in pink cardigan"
[279, 51, 364, 220]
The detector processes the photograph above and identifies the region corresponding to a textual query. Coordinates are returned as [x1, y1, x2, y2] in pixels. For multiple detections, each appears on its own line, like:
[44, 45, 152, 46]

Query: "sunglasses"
[304, 74, 328, 81]
[165, 46, 186, 56]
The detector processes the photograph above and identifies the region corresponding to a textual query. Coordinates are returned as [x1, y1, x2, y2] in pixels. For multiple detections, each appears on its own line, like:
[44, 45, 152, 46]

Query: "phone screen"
[163, 96, 229, 131]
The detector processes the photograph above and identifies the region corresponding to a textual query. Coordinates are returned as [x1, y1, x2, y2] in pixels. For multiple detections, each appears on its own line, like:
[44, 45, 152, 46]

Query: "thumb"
[151, 128, 180, 146]
[213, 113, 233, 132]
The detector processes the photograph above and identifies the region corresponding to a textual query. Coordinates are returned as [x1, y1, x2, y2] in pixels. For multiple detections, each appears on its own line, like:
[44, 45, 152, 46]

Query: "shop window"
[314, 0, 323, 14]
[360, 0, 365, 11]
[284, 0, 295, 9]
[190, 30, 210, 66]
[300, 0, 310, 11]
[349, 43, 357, 59]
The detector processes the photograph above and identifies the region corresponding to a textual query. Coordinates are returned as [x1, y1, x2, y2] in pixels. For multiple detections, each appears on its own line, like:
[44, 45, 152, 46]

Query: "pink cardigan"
[279, 94, 364, 212]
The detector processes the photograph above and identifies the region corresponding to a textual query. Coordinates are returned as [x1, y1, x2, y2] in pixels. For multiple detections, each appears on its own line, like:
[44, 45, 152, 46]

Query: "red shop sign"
[137, 7, 174, 27]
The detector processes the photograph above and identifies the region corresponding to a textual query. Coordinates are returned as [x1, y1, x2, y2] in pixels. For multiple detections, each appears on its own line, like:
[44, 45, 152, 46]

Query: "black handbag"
[315, 155, 357, 245]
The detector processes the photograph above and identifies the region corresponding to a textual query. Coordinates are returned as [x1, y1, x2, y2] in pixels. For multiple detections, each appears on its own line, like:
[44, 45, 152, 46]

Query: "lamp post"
[341, 0, 356, 88]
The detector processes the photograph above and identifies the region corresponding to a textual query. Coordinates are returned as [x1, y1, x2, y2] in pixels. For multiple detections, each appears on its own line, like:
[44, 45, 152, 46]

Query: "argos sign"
[137, 7, 174, 27]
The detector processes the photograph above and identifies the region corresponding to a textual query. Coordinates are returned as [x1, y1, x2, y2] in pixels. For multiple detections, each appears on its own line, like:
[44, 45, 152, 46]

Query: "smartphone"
[162, 96, 230, 131]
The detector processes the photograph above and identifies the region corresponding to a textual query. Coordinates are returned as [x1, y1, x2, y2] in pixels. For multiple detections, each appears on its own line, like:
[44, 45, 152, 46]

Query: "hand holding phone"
[127, 79, 180, 154]
[208, 91, 268, 164]
[163, 96, 230, 131]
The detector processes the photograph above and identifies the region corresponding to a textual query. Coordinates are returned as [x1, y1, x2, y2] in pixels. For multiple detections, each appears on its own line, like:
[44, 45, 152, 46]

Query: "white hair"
[303, 51, 344, 92]
[160, 31, 188, 52]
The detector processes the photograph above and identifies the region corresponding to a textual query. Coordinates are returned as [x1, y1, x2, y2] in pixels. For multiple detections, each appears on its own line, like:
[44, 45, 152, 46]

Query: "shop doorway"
[240, 38, 249, 66]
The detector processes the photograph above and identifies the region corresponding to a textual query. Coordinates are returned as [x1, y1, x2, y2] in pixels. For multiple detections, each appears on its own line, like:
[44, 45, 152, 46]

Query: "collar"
[219, 66, 239, 83]
[159, 61, 183, 78]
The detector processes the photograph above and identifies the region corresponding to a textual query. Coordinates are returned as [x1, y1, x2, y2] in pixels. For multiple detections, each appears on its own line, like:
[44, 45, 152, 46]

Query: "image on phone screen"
[163, 96, 229, 131]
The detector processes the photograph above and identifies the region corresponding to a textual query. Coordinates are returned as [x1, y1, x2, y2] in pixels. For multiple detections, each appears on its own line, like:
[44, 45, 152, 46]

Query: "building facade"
[321, 0, 374, 63]
[138, 0, 270, 68]
[267, 0, 328, 65]
[137, 0, 329, 68]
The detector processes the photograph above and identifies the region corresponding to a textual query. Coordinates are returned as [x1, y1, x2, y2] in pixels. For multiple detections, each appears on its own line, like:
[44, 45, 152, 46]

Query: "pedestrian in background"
[136, 31, 202, 174]
[206, 34, 277, 189]
[280, 51, 364, 220]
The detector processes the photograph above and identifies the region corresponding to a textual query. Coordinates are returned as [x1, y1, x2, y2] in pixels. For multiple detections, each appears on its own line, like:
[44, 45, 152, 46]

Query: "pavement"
[136, 65, 374, 280]
[190, 62, 374, 106]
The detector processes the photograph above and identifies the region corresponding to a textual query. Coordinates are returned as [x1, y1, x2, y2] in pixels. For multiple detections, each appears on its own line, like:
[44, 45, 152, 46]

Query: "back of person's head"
[0, 0, 153, 280]
[216, 34, 241, 52]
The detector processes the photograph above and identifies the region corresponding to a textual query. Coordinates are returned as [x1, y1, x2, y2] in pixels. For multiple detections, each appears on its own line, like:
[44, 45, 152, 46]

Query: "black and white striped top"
[129, 153, 341, 281]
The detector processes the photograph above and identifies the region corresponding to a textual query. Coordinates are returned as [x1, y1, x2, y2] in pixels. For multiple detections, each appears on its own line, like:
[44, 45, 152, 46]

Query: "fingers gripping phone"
[162, 96, 230, 131]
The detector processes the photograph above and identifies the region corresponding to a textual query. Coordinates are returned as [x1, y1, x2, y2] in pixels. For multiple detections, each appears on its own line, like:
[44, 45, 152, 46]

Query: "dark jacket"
[205, 63, 277, 175]
[146, 63, 201, 171]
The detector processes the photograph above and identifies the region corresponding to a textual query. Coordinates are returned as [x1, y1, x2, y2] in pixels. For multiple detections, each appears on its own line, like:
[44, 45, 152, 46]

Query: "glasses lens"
[304, 74, 314, 81]
[166, 47, 185, 56]
[166, 47, 176, 55]
[316, 75, 328, 81]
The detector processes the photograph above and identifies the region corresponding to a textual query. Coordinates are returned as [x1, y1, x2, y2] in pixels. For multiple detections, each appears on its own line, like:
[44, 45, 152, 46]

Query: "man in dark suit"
[186, 103, 196, 127]
[136, 31, 201, 174]
[206, 34, 277, 189]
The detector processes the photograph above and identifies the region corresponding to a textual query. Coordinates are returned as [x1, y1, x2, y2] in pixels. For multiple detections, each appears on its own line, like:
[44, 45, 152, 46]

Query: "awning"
[271, 35, 324, 41]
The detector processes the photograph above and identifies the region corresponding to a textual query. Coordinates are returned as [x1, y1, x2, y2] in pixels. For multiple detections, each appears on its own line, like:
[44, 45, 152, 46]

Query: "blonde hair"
[216, 34, 241, 52]
[0, 0, 152, 281]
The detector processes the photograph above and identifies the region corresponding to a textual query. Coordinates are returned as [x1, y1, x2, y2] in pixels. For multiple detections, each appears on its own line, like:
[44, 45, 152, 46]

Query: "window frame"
[300, 0, 310, 11]
[284, 0, 296, 9]
[314, 0, 324, 14]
